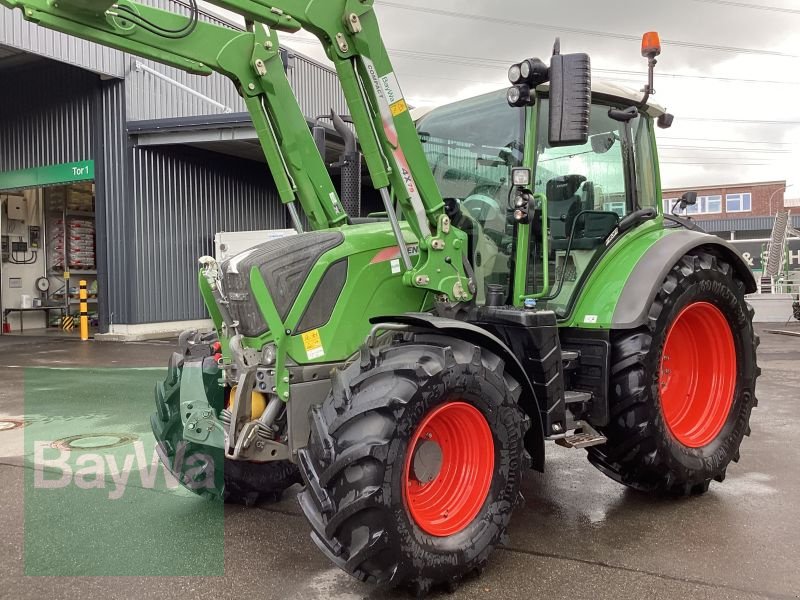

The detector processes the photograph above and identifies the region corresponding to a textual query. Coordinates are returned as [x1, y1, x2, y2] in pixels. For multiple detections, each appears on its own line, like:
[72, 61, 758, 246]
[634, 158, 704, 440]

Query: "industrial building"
[0, 1, 349, 337]
[663, 180, 800, 276]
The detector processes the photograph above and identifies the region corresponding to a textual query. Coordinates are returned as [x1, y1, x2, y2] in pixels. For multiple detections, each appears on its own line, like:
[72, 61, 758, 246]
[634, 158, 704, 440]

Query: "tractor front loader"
[2, 0, 759, 593]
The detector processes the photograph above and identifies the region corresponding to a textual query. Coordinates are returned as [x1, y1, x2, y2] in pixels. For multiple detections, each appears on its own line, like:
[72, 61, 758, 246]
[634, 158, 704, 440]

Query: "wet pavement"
[0, 327, 798, 600]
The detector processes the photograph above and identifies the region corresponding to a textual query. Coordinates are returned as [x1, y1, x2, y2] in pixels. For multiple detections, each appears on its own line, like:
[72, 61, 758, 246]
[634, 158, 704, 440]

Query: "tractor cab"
[416, 81, 667, 318]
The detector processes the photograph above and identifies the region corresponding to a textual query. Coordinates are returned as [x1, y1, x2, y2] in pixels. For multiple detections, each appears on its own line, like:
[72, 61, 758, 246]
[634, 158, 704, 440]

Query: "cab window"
[417, 89, 525, 303]
[535, 103, 630, 219]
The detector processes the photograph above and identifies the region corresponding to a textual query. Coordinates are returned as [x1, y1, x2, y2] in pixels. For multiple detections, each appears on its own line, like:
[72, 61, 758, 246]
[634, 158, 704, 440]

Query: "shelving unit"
[44, 183, 98, 326]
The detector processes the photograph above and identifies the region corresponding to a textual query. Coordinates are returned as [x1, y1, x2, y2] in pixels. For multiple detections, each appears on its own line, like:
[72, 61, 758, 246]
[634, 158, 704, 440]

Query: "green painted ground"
[24, 367, 224, 576]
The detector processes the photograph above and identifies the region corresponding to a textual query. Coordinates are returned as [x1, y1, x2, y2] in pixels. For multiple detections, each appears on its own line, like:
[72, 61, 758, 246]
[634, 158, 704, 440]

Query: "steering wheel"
[462, 194, 503, 225]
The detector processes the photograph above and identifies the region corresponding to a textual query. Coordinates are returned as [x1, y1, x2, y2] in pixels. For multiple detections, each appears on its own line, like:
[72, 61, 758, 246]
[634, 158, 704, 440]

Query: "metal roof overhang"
[698, 215, 800, 233]
[127, 112, 347, 164]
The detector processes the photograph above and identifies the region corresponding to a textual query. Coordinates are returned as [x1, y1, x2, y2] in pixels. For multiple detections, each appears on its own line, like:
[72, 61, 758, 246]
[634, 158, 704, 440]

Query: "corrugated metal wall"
[1, 0, 352, 327]
[95, 78, 129, 329]
[125, 57, 247, 120]
[0, 8, 124, 78]
[0, 60, 96, 171]
[121, 0, 247, 120]
[125, 50, 350, 122]
[127, 146, 286, 323]
[287, 53, 350, 121]
[124, 0, 348, 122]
[700, 215, 800, 233]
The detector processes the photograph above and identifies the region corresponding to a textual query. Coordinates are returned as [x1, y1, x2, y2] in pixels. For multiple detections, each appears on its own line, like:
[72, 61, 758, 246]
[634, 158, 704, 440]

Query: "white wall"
[1, 190, 48, 331]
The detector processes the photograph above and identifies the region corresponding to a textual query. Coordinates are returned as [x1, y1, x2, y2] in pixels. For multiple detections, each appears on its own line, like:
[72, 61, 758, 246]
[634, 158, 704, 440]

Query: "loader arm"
[0, 0, 470, 301]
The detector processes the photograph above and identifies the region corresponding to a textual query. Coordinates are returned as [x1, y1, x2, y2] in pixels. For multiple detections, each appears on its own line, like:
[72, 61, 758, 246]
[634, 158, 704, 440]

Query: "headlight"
[508, 63, 522, 84]
[520, 59, 532, 80]
[506, 84, 531, 107]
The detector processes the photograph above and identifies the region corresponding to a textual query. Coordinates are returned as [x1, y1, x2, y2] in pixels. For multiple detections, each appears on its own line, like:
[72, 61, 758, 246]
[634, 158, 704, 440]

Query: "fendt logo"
[33, 440, 215, 500]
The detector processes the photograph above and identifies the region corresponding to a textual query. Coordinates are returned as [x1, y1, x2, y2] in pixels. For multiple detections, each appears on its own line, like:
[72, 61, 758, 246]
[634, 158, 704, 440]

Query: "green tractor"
[3, 0, 758, 593]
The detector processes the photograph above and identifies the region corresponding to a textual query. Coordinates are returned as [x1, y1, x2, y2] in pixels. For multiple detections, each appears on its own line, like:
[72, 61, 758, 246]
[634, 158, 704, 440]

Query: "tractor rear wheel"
[588, 250, 759, 495]
[297, 333, 528, 594]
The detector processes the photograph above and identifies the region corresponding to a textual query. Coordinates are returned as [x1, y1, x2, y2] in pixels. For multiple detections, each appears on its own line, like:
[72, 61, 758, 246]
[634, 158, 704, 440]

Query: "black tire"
[223, 459, 302, 506]
[587, 250, 759, 496]
[297, 333, 529, 594]
[178, 330, 302, 506]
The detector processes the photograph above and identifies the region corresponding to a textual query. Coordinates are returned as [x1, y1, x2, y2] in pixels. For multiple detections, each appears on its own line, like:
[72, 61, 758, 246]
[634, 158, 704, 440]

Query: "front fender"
[371, 313, 546, 472]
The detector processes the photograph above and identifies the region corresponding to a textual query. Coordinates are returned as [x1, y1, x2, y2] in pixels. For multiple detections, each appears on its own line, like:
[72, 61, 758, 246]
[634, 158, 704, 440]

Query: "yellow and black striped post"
[79, 280, 89, 341]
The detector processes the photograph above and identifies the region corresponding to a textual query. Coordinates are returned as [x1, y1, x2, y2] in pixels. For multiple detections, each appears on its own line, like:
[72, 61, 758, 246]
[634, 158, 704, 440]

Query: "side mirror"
[671, 191, 698, 216]
[590, 133, 615, 154]
[681, 191, 698, 206]
[549, 45, 591, 147]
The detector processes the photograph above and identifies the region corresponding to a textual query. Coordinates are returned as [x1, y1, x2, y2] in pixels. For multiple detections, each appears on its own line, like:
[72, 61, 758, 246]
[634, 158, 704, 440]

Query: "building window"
[604, 201, 626, 216]
[726, 193, 752, 213]
[705, 195, 722, 213]
[664, 195, 721, 215]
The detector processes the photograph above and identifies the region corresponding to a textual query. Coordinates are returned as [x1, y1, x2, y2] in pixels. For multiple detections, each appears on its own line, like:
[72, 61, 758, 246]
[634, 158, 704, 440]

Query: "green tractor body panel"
[234, 223, 432, 365]
[559, 217, 674, 329]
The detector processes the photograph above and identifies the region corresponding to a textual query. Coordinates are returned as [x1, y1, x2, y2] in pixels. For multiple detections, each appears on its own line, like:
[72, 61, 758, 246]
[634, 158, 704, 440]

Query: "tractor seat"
[547, 174, 586, 251]
[552, 210, 620, 251]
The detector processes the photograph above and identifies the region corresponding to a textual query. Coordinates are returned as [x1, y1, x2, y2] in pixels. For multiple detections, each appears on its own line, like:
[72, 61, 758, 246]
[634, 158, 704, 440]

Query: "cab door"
[525, 98, 657, 318]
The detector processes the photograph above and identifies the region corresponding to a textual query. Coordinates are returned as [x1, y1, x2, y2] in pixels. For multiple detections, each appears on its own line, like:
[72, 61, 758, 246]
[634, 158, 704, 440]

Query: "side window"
[535, 103, 629, 235]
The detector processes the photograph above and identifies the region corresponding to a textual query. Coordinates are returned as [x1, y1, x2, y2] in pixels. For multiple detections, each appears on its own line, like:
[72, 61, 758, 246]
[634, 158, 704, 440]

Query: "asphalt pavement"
[0, 326, 798, 600]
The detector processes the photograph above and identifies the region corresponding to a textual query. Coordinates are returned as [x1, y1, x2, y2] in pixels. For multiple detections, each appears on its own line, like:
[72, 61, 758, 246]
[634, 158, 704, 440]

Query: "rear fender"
[371, 313, 546, 472]
[566, 224, 756, 330]
[612, 230, 757, 328]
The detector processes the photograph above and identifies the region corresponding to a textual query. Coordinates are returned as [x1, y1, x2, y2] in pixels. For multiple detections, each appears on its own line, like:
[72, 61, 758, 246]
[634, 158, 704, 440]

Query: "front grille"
[220, 231, 345, 338]
[224, 271, 268, 337]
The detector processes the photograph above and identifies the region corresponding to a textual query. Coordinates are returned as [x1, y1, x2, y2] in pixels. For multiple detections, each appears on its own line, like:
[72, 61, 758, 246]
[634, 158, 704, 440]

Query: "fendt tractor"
[3, 0, 760, 593]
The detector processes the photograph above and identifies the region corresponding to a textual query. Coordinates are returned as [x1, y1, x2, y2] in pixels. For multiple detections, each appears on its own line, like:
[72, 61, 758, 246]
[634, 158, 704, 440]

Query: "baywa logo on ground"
[33, 440, 216, 499]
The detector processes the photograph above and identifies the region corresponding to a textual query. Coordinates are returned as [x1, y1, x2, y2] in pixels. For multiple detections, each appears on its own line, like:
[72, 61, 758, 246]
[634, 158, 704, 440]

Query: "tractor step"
[564, 390, 592, 404]
[561, 350, 580, 371]
[555, 421, 607, 449]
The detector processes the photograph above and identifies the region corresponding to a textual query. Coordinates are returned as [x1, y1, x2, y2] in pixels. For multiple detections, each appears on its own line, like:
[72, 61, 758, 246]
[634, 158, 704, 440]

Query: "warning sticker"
[583, 315, 598, 324]
[390, 258, 401, 274]
[390, 99, 408, 117]
[301, 329, 325, 360]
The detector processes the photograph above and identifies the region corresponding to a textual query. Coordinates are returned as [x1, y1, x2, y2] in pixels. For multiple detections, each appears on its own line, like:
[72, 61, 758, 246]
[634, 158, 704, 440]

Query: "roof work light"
[507, 57, 549, 107]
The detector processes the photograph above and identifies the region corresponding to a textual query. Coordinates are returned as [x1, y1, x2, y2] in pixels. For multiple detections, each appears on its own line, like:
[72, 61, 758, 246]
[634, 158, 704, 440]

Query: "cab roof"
[410, 80, 667, 121]
[587, 80, 667, 117]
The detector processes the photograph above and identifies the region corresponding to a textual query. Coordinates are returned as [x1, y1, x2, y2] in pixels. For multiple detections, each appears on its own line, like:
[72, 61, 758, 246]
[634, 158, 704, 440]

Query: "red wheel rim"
[659, 302, 737, 448]
[403, 402, 494, 537]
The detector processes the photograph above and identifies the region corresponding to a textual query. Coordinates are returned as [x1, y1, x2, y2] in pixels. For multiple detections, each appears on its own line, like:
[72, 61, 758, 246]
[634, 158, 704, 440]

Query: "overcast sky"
[208, 0, 800, 198]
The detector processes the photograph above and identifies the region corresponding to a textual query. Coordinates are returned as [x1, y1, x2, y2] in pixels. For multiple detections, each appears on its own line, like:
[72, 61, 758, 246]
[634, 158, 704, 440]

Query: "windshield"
[417, 89, 525, 303]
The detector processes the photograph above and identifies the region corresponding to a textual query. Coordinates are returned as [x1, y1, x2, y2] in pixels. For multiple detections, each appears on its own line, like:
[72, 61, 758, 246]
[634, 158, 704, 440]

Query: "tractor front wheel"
[588, 250, 759, 495]
[297, 333, 528, 594]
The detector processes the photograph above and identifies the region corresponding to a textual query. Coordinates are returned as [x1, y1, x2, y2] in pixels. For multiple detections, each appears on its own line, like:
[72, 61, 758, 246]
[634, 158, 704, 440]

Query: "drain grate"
[0, 419, 25, 432]
[52, 433, 139, 451]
